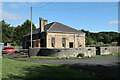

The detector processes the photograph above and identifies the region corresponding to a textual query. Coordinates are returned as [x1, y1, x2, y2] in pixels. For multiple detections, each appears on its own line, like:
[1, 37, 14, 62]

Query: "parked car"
[2, 47, 15, 54]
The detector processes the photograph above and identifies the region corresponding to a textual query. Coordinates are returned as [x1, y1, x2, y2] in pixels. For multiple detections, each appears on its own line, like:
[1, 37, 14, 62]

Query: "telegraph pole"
[30, 7, 32, 48]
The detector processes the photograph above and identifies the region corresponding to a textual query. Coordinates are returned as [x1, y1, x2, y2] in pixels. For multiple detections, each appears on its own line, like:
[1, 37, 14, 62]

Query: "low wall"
[100, 46, 120, 55]
[29, 47, 96, 57]
[29, 46, 120, 57]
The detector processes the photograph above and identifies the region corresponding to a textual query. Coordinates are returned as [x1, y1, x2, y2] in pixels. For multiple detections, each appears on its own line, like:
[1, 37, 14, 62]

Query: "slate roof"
[45, 22, 84, 34]
[24, 29, 40, 36]
[24, 22, 84, 36]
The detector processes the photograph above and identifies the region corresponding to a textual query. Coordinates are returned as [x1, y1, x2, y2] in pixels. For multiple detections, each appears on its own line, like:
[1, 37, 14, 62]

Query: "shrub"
[77, 53, 84, 57]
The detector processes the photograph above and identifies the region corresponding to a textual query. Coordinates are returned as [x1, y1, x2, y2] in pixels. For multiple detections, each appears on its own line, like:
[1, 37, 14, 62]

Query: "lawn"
[1, 58, 103, 80]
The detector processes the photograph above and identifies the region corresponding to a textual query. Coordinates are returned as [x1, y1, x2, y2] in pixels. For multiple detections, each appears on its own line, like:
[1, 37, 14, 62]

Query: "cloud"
[9, 3, 21, 9]
[34, 24, 38, 27]
[8, 2, 40, 9]
[0, 10, 26, 21]
[108, 21, 120, 25]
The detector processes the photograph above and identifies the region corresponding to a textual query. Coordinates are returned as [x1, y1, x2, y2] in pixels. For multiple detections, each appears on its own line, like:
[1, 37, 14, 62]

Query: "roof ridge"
[46, 22, 56, 31]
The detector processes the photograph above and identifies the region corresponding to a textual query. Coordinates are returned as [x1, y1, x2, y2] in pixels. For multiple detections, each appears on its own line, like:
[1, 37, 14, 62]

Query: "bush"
[104, 44, 111, 46]
[11, 41, 18, 46]
[77, 53, 84, 57]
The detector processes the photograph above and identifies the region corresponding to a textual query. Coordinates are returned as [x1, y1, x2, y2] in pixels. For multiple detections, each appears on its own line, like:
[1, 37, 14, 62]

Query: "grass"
[102, 52, 120, 56]
[2, 58, 103, 80]
[31, 56, 79, 60]
[87, 52, 120, 58]
[0, 58, 2, 79]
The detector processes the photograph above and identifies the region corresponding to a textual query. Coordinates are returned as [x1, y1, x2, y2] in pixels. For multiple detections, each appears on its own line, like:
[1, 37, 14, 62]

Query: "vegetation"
[1, 20, 36, 46]
[82, 53, 120, 59]
[77, 53, 84, 58]
[2, 58, 101, 80]
[80, 29, 120, 46]
[31, 56, 79, 59]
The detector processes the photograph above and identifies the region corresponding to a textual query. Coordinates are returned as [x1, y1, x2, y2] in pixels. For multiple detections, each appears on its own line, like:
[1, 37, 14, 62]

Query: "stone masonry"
[29, 46, 120, 57]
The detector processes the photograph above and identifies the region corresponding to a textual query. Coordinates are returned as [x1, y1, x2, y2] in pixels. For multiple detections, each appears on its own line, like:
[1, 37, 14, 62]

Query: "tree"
[21, 20, 36, 35]
[1, 20, 15, 44]
[14, 20, 36, 46]
[80, 29, 120, 46]
[1, 20, 36, 46]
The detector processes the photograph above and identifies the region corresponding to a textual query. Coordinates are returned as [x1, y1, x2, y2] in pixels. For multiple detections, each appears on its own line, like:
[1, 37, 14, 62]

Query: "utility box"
[0, 43, 4, 49]
[0, 43, 4, 58]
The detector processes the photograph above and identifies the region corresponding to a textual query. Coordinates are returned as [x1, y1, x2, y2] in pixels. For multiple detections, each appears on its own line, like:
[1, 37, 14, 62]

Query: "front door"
[69, 42, 73, 48]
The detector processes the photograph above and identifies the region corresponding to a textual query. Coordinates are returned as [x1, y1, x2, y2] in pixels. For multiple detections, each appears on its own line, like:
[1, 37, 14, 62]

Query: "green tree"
[14, 20, 36, 46]
[80, 29, 119, 46]
[1, 20, 15, 44]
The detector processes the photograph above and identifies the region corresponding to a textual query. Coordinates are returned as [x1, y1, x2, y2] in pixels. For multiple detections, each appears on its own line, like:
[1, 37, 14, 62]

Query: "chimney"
[39, 18, 48, 32]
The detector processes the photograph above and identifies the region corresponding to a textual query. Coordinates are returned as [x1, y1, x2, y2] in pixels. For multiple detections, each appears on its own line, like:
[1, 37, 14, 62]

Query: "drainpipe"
[74, 33, 75, 48]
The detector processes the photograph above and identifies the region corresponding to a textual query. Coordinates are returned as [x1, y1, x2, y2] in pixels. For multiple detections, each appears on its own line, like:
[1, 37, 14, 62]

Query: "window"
[51, 38, 55, 47]
[62, 38, 66, 47]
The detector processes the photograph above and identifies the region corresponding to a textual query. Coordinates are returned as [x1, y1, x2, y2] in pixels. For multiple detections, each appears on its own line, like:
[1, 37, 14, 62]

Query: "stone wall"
[118, 47, 120, 52]
[47, 33, 85, 48]
[29, 47, 96, 57]
[100, 46, 120, 55]
[29, 46, 120, 57]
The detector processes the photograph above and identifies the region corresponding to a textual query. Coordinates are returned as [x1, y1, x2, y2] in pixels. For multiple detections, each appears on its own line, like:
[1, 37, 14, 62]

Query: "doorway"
[96, 47, 100, 55]
[69, 42, 73, 48]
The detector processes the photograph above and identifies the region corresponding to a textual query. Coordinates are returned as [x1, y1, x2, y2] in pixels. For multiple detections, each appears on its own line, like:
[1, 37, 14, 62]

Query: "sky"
[1, 2, 119, 32]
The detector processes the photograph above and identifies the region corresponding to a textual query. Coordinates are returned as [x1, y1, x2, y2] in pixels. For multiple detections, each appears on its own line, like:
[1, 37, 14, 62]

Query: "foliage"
[1, 20, 36, 46]
[1, 20, 15, 44]
[80, 29, 120, 46]
[31, 56, 80, 59]
[14, 20, 36, 46]
[11, 41, 18, 46]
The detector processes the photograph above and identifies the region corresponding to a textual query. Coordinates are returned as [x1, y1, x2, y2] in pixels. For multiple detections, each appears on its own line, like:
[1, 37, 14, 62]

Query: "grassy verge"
[31, 56, 79, 60]
[86, 52, 120, 58]
[2, 58, 103, 80]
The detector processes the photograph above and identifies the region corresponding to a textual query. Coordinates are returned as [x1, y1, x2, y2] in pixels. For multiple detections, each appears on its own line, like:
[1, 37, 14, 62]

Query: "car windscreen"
[5, 47, 14, 49]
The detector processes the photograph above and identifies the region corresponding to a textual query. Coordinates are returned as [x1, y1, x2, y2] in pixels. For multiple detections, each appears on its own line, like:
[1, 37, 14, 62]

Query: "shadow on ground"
[63, 62, 120, 80]
[2, 63, 120, 80]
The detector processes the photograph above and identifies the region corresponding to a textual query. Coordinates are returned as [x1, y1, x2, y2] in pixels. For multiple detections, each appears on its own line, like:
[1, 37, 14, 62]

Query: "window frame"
[62, 38, 66, 47]
[51, 38, 55, 47]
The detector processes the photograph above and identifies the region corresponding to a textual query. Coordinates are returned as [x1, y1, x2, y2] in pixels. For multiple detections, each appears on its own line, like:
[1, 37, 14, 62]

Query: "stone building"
[23, 18, 85, 49]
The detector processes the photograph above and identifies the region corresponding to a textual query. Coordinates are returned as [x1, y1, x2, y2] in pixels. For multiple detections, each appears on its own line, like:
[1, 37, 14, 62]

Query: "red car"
[3, 47, 15, 54]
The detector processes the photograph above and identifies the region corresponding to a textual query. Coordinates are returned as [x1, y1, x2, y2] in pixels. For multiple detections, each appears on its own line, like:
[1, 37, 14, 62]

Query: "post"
[30, 7, 32, 48]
